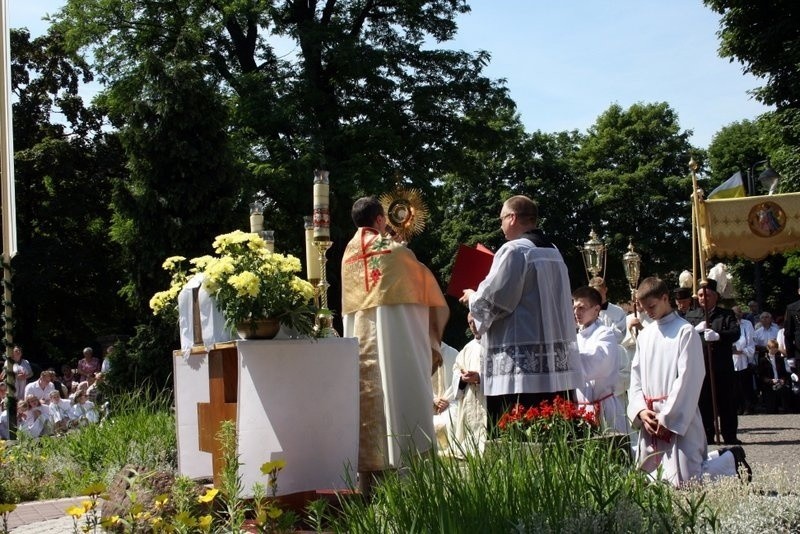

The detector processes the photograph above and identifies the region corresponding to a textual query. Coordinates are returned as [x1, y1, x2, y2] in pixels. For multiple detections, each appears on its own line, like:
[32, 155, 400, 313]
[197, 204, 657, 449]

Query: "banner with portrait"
[697, 192, 800, 261]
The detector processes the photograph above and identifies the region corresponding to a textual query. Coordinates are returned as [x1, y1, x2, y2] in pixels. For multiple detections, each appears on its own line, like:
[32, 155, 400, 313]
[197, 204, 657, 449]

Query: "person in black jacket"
[685, 279, 741, 445]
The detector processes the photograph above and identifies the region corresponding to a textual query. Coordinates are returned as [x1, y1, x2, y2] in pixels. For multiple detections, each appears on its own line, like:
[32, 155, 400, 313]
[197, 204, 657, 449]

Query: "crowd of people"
[342, 193, 799, 495]
[0, 346, 112, 439]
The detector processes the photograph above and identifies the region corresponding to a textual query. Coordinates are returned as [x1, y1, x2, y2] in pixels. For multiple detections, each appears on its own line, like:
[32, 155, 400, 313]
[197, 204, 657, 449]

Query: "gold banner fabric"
[698, 192, 800, 261]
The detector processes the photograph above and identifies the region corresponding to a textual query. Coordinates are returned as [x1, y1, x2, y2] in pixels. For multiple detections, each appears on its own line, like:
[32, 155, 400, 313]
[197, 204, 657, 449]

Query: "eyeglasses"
[499, 213, 515, 223]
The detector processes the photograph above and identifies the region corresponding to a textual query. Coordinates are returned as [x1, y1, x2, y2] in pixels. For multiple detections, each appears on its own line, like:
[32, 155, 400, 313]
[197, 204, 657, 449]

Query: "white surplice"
[627, 312, 708, 485]
[469, 237, 581, 396]
[442, 340, 487, 457]
[576, 320, 628, 434]
[343, 304, 436, 471]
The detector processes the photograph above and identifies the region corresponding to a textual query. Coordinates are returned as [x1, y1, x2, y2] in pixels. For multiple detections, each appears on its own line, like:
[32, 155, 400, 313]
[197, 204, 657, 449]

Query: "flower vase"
[236, 318, 281, 340]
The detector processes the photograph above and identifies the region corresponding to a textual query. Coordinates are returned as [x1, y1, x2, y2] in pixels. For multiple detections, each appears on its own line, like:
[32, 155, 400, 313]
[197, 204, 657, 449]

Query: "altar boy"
[628, 277, 745, 486]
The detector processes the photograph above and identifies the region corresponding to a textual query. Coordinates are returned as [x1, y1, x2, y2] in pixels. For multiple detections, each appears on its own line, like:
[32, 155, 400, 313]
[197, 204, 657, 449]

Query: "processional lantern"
[622, 240, 641, 299]
[581, 229, 606, 283]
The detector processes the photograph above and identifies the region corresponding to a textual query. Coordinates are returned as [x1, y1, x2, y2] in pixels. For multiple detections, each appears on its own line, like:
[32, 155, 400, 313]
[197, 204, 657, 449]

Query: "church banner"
[697, 192, 800, 261]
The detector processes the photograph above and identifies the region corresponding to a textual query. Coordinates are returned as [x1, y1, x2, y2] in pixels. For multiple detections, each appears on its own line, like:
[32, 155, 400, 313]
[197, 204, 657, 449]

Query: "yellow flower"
[260, 459, 286, 475]
[228, 271, 261, 298]
[161, 256, 186, 271]
[267, 506, 283, 519]
[290, 277, 315, 301]
[81, 500, 94, 512]
[81, 482, 107, 496]
[66, 505, 85, 518]
[174, 511, 197, 527]
[154, 493, 169, 508]
[197, 487, 219, 503]
[0, 504, 17, 514]
[190, 255, 215, 270]
[197, 514, 213, 530]
[100, 515, 120, 529]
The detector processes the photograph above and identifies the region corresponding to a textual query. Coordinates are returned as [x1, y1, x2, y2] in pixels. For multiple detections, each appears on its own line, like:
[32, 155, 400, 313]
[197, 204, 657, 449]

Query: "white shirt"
[733, 319, 756, 370]
[754, 323, 780, 348]
[24, 380, 56, 403]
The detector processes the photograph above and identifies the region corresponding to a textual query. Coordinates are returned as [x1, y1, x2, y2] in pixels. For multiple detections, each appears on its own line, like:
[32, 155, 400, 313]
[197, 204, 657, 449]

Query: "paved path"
[5, 413, 800, 532]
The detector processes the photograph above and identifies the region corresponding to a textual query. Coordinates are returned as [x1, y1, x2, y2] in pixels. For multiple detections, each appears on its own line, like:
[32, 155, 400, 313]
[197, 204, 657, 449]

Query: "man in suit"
[685, 279, 741, 445]
[783, 283, 800, 364]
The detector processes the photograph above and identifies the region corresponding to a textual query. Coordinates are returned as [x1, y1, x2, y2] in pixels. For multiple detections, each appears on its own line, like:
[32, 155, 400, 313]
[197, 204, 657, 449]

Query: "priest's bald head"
[500, 195, 538, 240]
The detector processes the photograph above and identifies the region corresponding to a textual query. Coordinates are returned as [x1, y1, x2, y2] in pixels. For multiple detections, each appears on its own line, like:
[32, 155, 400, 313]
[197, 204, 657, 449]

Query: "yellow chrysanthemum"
[190, 255, 215, 270]
[197, 487, 219, 503]
[161, 256, 186, 271]
[290, 277, 315, 302]
[228, 271, 261, 298]
[81, 500, 94, 512]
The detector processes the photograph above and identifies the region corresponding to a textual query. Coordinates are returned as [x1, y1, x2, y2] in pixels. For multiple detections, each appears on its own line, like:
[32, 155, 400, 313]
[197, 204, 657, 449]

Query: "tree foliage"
[8, 28, 132, 365]
[572, 102, 697, 296]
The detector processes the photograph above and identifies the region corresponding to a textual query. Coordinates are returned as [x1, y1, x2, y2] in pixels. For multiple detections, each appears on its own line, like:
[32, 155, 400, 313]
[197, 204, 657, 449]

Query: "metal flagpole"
[689, 158, 721, 445]
[0, 0, 19, 438]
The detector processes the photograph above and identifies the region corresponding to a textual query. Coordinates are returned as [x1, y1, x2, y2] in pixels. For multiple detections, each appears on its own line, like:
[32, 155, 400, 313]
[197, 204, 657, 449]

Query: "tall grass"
[0, 385, 175, 502]
[330, 434, 717, 533]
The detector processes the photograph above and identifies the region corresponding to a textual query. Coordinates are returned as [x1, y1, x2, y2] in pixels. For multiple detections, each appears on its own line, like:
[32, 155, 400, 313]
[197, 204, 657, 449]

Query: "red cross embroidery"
[344, 229, 391, 292]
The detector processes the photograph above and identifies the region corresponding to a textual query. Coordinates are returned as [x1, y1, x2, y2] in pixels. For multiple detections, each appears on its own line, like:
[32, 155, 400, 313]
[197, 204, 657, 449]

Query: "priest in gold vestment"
[342, 197, 449, 494]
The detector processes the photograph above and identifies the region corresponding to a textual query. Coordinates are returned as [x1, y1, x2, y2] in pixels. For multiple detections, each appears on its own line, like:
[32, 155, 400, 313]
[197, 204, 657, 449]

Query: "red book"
[446, 243, 494, 298]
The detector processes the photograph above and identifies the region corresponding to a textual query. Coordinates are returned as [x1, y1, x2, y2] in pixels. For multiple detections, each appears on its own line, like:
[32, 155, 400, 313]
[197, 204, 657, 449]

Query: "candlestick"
[304, 216, 321, 282]
[313, 239, 338, 337]
[312, 169, 330, 241]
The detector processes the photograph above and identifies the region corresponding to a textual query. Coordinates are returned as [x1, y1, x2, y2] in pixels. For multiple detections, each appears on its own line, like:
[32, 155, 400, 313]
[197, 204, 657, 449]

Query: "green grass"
[329, 434, 717, 533]
[0, 387, 175, 503]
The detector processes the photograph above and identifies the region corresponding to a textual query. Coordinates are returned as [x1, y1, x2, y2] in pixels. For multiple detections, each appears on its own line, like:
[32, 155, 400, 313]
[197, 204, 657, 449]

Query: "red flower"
[497, 396, 600, 441]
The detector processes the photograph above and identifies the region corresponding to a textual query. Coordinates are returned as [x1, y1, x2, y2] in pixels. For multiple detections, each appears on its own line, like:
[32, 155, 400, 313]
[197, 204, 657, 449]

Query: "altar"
[173, 337, 359, 497]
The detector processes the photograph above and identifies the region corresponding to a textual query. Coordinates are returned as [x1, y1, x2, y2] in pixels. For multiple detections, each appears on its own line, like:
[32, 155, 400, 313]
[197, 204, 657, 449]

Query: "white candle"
[249, 213, 264, 233]
[304, 217, 321, 281]
[313, 170, 330, 240]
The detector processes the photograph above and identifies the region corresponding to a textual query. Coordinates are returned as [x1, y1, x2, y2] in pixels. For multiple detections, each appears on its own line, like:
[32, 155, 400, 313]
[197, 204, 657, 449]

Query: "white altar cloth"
[236, 338, 359, 496]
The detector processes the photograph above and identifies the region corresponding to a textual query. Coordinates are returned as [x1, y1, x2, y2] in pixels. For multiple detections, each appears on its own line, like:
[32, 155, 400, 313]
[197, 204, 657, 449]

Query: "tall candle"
[312, 169, 330, 241]
[249, 200, 264, 232]
[304, 216, 321, 281]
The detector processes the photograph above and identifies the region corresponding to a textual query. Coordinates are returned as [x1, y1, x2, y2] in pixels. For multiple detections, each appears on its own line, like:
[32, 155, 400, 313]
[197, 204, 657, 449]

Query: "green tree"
[9, 28, 132, 366]
[705, 0, 800, 190]
[52, 0, 518, 343]
[572, 102, 698, 299]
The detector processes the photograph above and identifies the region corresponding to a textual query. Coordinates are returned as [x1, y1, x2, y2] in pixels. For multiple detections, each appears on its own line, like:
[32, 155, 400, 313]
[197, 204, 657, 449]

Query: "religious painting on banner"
[696, 192, 800, 261]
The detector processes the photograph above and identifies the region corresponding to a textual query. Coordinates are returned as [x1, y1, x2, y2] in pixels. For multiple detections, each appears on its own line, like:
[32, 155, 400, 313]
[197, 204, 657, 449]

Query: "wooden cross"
[197, 342, 238, 486]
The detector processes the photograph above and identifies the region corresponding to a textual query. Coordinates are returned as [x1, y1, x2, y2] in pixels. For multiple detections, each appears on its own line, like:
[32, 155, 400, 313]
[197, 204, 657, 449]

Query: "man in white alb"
[572, 286, 627, 433]
[628, 277, 746, 486]
[460, 195, 581, 428]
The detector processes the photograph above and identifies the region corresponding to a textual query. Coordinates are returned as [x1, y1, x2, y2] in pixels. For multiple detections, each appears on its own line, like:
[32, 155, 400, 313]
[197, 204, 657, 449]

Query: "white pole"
[0, 0, 19, 436]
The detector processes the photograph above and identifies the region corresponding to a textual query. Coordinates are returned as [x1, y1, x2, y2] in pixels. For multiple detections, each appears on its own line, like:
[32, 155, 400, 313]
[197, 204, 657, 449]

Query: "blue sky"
[11, 0, 771, 148]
